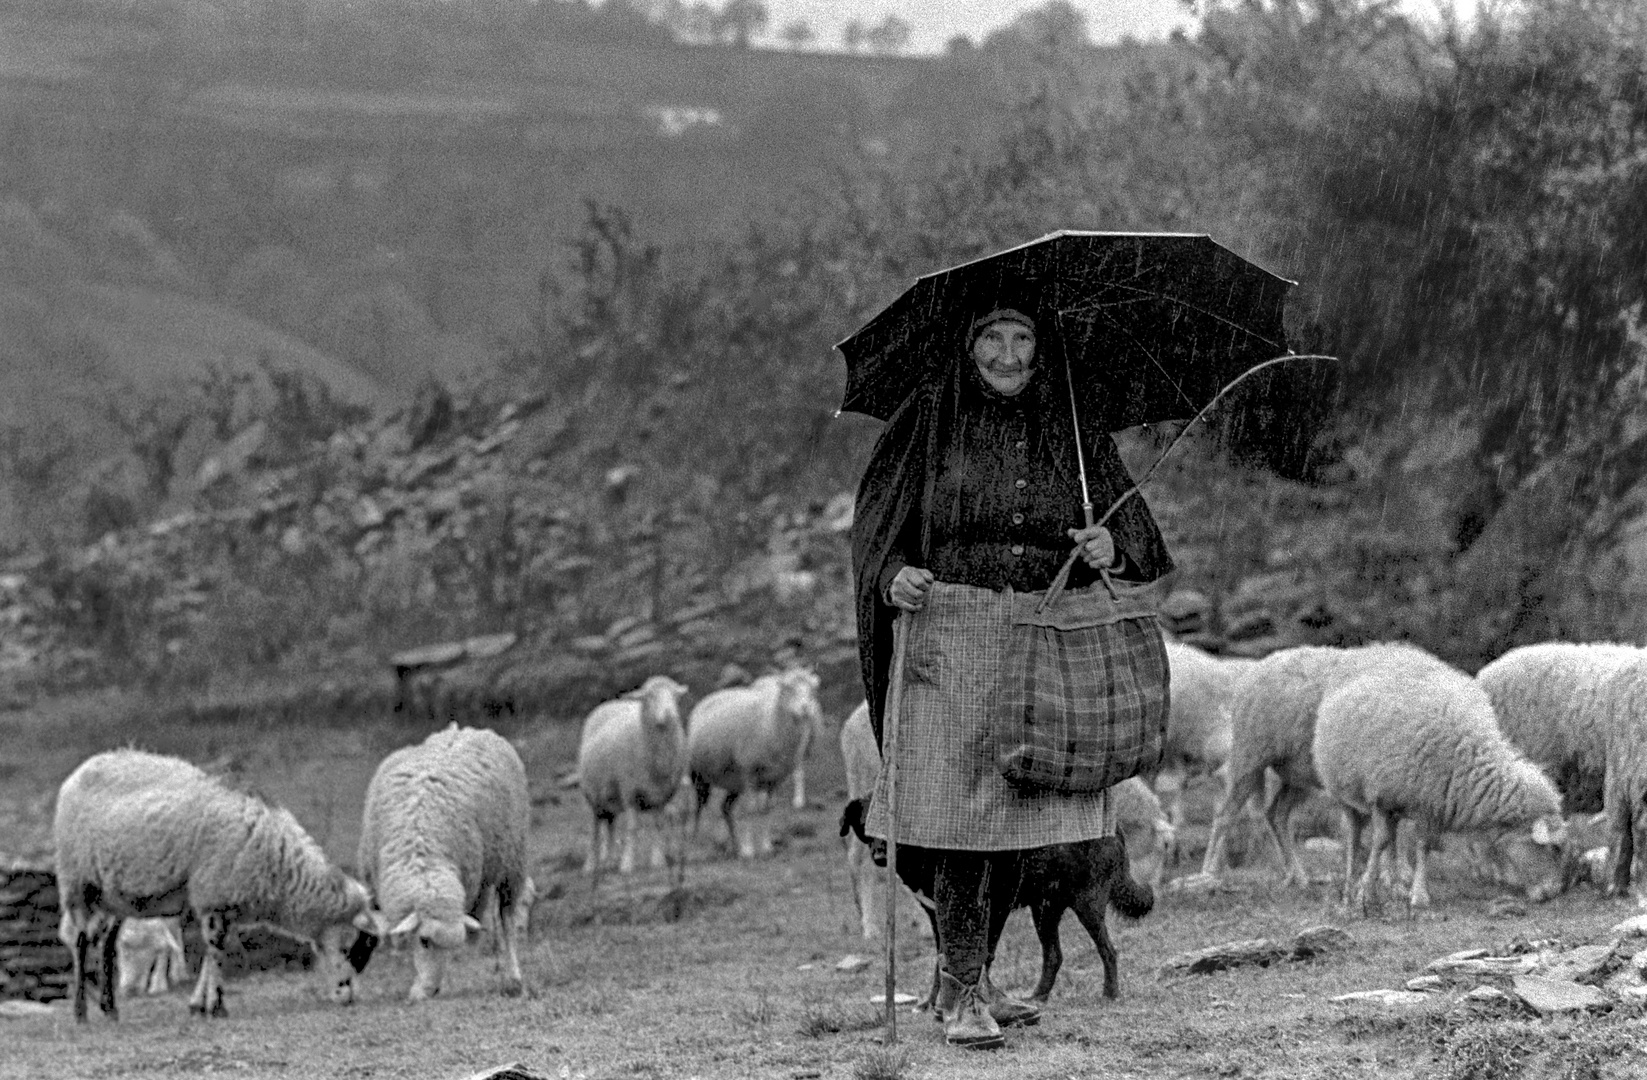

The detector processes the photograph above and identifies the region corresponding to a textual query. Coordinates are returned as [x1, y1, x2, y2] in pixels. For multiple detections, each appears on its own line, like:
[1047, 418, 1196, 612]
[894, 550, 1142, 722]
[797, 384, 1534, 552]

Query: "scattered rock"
[1486, 897, 1528, 918]
[1425, 954, 1540, 979]
[835, 955, 870, 973]
[1611, 913, 1647, 937]
[1330, 990, 1433, 1007]
[0, 1000, 58, 1019]
[1463, 986, 1516, 1006]
[868, 993, 917, 1005]
[1536, 941, 1618, 985]
[1511, 974, 1611, 1015]
[460, 1066, 551, 1080]
[1157, 926, 1349, 977]
[1164, 872, 1251, 896]
[1405, 976, 1448, 993]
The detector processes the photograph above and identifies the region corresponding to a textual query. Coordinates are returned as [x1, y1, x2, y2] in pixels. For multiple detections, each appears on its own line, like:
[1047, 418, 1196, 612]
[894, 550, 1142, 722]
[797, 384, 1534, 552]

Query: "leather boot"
[979, 967, 1041, 1027]
[938, 970, 1004, 1049]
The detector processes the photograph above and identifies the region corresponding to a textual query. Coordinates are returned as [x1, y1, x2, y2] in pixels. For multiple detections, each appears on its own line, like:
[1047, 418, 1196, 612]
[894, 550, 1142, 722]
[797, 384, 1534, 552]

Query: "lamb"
[1110, 776, 1176, 891]
[1313, 663, 1569, 909]
[1153, 640, 1258, 848]
[688, 666, 823, 859]
[1199, 642, 1456, 885]
[837, 700, 936, 942]
[1475, 642, 1641, 816]
[117, 917, 186, 997]
[357, 723, 532, 1001]
[578, 675, 692, 875]
[840, 796, 1155, 1005]
[53, 748, 382, 1022]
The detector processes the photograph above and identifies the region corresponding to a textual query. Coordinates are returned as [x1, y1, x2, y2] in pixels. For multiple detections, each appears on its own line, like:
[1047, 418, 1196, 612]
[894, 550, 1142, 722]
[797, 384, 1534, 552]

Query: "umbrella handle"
[1041, 352, 1339, 614]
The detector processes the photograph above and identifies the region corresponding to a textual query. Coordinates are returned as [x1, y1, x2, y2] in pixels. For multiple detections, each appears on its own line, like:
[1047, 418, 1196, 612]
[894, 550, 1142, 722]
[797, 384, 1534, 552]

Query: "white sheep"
[1475, 641, 1641, 816]
[578, 675, 692, 875]
[53, 748, 381, 1022]
[836, 701, 933, 942]
[688, 666, 823, 859]
[1199, 642, 1456, 885]
[1111, 776, 1176, 892]
[1581, 655, 1647, 898]
[1313, 664, 1568, 909]
[357, 723, 532, 1001]
[116, 917, 186, 997]
[1153, 639, 1258, 853]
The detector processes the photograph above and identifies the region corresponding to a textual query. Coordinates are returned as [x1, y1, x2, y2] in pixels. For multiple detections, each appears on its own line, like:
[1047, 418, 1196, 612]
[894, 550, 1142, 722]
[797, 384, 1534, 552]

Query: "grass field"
[6, 697, 1647, 1080]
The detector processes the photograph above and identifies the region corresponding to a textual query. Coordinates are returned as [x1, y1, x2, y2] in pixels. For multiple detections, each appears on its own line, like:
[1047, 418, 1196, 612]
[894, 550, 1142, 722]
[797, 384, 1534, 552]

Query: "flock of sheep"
[47, 633, 1647, 1025]
[50, 666, 830, 1022]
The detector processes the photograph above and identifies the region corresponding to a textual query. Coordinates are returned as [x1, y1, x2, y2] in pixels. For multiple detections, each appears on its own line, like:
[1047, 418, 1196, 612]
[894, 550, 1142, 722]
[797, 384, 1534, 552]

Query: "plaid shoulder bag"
[995, 580, 1170, 794]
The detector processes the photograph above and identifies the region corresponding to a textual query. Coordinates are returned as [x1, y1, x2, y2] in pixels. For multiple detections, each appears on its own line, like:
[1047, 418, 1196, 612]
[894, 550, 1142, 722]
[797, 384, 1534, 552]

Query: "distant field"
[7, 696, 1647, 1079]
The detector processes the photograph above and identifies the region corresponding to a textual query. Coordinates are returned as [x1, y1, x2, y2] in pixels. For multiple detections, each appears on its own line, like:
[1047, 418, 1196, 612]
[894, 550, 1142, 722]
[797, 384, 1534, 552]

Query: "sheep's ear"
[390, 912, 420, 944]
[463, 915, 485, 934]
[354, 909, 388, 937]
[1531, 816, 1568, 847]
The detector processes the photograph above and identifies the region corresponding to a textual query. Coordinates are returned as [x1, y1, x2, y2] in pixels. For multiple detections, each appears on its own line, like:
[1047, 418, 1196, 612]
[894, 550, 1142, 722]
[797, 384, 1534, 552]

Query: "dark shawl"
[850, 310, 1175, 748]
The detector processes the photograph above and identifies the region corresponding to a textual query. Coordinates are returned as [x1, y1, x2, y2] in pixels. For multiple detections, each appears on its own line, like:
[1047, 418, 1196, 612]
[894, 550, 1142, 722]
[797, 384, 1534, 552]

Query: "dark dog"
[839, 796, 1154, 1004]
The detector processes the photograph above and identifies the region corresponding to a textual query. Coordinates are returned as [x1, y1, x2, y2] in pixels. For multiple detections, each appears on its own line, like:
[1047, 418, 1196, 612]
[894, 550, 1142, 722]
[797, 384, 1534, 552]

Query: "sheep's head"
[391, 910, 485, 1002]
[314, 875, 383, 1005]
[626, 675, 690, 732]
[777, 666, 824, 735]
[1495, 814, 1572, 904]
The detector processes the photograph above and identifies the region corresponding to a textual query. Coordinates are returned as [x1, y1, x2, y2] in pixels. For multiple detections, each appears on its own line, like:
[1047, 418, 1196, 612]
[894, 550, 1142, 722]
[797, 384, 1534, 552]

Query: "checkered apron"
[864, 579, 1164, 851]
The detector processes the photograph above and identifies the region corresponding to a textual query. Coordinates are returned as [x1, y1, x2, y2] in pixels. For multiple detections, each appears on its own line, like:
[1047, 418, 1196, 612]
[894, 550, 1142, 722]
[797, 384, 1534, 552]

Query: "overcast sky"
[758, 0, 1477, 53]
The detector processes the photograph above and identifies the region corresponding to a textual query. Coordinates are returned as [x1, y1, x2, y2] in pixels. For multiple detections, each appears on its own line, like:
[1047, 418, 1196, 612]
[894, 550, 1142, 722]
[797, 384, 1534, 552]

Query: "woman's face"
[971, 319, 1037, 397]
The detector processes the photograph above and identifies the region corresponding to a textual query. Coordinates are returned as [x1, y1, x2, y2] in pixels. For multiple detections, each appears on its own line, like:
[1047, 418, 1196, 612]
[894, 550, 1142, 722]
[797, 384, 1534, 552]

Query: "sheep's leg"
[721, 791, 751, 859]
[1339, 806, 1366, 908]
[845, 837, 879, 939]
[1068, 892, 1118, 1000]
[619, 807, 640, 875]
[1200, 766, 1262, 876]
[69, 908, 93, 1023]
[1264, 783, 1311, 887]
[756, 788, 776, 858]
[496, 884, 525, 997]
[1356, 812, 1396, 915]
[585, 812, 606, 876]
[790, 763, 808, 811]
[1606, 771, 1635, 898]
[190, 912, 230, 1017]
[1409, 820, 1433, 910]
[97, 915, 122, 1018]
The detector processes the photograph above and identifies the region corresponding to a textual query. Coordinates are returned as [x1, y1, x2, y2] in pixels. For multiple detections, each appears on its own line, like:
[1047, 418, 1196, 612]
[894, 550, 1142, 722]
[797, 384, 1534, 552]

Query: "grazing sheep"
[1154, 640, 1258, 846]
[1199, 642, 1456, 885]
[1314, 663, 1569, 909]
[358, 724, 531, 1001]
[1111, 776, 1175, 891]
[54, 749, 381, 1022]
[841, 797, 1154, 1005]
[117, 917, 186, 997]
[1475, 641, 1640, 815]
[578, 675, 692, 875]
[836, 701, 934, 942]
[688, 667, 823, 859]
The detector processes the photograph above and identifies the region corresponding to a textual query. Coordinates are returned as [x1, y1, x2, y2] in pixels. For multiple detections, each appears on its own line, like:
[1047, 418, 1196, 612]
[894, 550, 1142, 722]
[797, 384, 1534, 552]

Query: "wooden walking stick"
[882, 612, 910, 1042]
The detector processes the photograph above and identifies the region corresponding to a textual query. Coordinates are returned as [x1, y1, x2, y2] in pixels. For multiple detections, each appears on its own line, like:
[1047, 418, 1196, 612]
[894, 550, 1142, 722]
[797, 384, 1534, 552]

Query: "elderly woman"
[851, 301, 1174, 1048]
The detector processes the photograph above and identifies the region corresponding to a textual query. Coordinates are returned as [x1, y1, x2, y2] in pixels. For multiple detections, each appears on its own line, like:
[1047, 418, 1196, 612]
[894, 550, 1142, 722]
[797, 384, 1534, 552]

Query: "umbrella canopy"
[836, 231, 1296, 430]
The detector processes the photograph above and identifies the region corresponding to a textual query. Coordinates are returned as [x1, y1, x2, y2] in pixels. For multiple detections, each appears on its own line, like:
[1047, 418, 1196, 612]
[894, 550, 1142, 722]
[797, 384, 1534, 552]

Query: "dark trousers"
[935, 849, 1019, 986]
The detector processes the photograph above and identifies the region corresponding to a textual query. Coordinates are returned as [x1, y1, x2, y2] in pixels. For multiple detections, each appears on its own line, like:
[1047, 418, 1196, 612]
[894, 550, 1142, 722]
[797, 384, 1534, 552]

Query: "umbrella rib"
[1059, 291, 1289, 348]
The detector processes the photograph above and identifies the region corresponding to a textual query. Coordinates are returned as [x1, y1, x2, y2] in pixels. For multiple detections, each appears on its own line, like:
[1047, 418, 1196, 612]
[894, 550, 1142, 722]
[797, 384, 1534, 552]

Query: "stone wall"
[0, 865, 72, 1002]
[0, 862, 316, 1004]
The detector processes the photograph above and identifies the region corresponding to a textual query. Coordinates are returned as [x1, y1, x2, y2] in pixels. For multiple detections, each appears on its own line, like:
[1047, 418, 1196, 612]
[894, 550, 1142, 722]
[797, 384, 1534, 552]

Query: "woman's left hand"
[1067, 524, 1118, 571]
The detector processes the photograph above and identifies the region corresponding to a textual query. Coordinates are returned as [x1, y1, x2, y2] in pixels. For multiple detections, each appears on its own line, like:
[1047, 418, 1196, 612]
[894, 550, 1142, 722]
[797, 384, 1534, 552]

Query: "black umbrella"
[837, 230, 1300, 528]
[837, 230, 1295, 424]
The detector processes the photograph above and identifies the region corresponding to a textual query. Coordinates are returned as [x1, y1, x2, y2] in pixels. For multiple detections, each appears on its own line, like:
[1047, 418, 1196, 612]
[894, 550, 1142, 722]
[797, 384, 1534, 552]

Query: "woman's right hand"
[888, 566, 935, 613]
